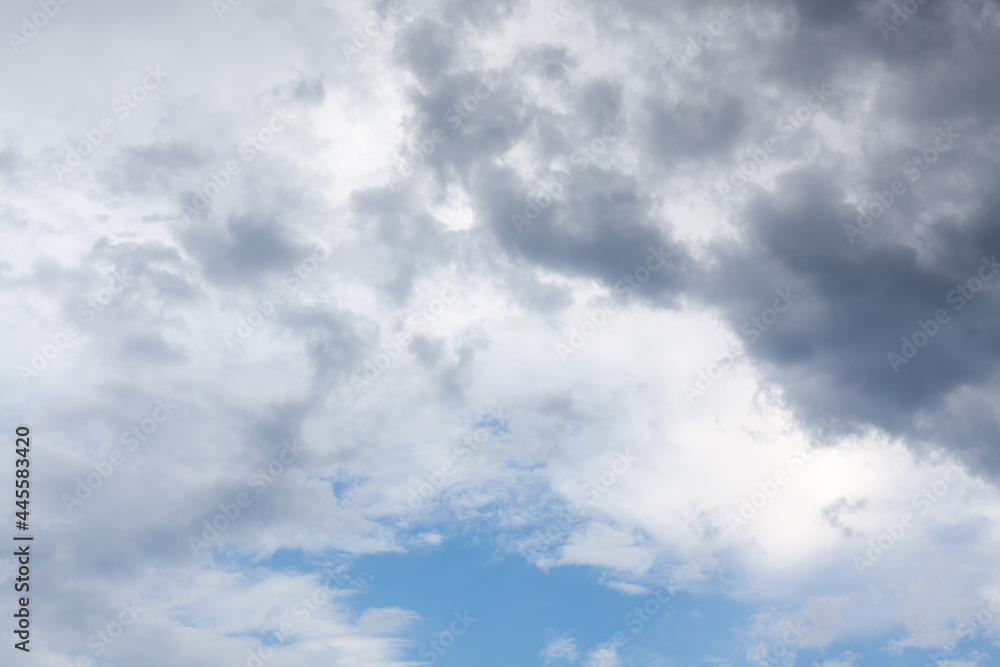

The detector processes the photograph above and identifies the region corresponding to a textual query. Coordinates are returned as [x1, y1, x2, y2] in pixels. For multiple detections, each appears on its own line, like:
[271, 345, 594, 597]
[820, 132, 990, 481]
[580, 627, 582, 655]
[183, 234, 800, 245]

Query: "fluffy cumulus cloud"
[2, 0, 1000, 664]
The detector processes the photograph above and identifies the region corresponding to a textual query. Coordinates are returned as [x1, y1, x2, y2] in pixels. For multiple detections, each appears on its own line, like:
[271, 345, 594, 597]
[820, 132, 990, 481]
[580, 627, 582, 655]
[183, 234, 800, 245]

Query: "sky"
[1, 0, 1000, 665]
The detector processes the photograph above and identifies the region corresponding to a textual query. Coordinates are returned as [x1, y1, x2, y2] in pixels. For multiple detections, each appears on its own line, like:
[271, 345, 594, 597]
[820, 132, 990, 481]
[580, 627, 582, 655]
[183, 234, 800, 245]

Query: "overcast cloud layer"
[2, 0, 1000, 666]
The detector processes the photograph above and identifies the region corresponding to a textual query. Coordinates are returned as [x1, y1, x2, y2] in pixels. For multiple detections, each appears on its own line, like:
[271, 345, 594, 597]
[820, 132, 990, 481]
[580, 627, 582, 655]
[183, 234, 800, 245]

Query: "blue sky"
[211, 537, 1000, 667]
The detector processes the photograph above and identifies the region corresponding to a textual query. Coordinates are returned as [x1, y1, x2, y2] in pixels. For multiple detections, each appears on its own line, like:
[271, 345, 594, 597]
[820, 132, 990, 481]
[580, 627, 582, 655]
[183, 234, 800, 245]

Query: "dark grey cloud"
[475, 166, 689, 305]
[643, 93, 746, 163]
[622, 1, 1000, 476]
[702, 169, 1000, 472]
[180, 214, 307, 287]
[375, 0, 1000, 479]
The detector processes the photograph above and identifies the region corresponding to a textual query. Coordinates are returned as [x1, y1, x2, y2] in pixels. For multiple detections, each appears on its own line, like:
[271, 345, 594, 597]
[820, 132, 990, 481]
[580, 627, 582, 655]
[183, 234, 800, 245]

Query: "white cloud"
[812, 650, 861, 667]
[585, 644, 620, 667]
[541, 634, 581, 665]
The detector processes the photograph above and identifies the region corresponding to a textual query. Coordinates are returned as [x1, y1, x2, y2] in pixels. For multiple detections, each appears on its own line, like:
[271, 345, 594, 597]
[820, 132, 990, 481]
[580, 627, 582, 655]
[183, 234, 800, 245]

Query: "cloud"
[541, 633, 581, 665]
[812, 650, 862, 667]
[5, 0, 1000, 663]
[558, 523, 658, 575]
[586, 644, 621, 667]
